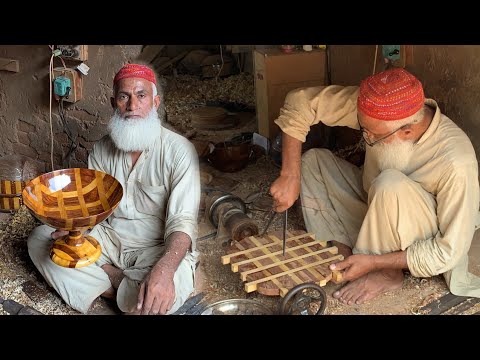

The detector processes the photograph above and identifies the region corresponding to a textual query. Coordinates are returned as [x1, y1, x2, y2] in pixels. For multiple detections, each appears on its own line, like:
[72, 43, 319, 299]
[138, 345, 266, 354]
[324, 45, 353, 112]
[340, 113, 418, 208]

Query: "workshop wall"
[1, 45, 479, 174]
[330, 45, 480, 170]
[0, 45, 143, 172]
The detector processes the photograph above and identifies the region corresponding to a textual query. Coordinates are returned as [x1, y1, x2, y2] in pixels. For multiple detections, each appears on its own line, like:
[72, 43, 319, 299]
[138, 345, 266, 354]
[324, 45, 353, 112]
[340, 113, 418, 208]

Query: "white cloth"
[276, 85, 480, 297]
[27, 126, 200, 313]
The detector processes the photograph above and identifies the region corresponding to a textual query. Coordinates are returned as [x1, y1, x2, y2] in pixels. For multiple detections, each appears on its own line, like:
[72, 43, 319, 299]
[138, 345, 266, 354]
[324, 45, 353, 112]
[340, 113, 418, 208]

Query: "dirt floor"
[1, 71, 479, 315]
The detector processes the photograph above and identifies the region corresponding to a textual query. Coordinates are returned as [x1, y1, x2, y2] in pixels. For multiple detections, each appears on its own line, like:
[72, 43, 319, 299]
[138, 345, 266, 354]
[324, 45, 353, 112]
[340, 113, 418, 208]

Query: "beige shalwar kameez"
[275, 85, 480, 297]
[28, 126, 200, 313]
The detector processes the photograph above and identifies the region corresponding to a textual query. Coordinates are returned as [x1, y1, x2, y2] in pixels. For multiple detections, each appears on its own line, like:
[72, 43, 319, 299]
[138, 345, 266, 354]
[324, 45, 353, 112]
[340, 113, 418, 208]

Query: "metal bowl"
[200, 299, 273, 315]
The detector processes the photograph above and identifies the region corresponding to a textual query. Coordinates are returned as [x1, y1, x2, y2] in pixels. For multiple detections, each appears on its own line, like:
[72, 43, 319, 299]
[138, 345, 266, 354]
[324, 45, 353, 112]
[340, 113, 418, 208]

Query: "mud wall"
[0, 45, 143, 172]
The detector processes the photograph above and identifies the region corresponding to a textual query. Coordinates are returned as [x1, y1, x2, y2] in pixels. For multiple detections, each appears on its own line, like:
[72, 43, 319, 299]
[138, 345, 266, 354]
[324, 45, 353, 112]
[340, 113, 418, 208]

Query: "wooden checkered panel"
[222, 230, 344, 297]
[0, 180, 25, 212]
[22, 168, 123, 230]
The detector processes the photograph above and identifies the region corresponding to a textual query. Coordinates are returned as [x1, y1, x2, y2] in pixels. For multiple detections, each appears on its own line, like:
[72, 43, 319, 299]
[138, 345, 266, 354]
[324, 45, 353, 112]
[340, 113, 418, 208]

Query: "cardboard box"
[254, 48, 327, 141]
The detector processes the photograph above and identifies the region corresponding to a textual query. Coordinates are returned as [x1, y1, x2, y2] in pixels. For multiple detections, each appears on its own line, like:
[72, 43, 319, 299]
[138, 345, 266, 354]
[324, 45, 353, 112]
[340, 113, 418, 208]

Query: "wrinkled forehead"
[114, 77, 154, 94]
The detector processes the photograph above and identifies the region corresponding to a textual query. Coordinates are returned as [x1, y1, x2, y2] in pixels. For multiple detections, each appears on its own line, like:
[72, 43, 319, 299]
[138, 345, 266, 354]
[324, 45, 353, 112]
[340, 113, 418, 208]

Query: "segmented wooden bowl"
[22, 168, 123, 268]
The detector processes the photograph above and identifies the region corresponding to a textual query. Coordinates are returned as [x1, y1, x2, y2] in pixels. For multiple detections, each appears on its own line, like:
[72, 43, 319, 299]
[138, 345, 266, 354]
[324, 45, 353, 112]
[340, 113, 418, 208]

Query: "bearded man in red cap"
[28, 63, 200, 315]
[270, 67, 480, 305]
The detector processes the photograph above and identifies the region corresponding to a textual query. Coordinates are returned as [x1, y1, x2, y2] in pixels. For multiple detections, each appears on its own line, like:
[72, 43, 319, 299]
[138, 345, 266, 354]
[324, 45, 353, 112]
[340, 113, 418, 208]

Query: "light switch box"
[53, 67, 82, 103]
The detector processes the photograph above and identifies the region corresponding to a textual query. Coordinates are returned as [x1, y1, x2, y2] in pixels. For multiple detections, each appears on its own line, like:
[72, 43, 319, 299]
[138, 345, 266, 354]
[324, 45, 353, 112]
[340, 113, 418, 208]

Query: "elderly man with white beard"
[27, 64, 200, 315]
[270, 67, 480, 305]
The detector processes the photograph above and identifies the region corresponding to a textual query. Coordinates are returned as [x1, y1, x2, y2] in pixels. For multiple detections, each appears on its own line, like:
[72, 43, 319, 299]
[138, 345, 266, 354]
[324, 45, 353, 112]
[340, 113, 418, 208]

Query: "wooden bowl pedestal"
[51, 230, 102, 268]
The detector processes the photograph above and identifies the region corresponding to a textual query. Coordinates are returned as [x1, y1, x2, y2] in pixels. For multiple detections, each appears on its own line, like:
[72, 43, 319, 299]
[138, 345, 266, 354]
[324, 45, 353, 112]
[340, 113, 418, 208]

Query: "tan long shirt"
[275, 85, 480, 280]
[88, 126, 200, 252]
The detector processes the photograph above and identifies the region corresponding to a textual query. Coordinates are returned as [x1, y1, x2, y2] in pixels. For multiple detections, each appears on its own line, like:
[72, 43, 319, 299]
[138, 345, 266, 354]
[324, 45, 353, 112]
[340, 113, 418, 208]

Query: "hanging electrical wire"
[58, 97, 77, 168]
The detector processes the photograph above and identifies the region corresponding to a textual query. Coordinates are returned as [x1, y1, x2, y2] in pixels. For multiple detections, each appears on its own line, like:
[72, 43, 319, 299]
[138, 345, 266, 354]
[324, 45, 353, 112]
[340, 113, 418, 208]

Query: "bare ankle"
[101, 287, 116, 300]
[101, 264, 125, 290]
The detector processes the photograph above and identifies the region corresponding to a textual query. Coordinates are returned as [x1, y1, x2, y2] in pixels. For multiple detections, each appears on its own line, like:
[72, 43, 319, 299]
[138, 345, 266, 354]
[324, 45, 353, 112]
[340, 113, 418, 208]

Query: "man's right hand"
[51, 230, 68, 240]
[269, 174, 300, 212]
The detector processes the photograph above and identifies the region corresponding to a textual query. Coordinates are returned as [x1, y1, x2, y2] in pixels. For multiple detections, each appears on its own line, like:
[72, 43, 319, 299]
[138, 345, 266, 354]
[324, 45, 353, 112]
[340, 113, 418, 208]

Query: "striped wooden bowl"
[22, 168, 123, 268]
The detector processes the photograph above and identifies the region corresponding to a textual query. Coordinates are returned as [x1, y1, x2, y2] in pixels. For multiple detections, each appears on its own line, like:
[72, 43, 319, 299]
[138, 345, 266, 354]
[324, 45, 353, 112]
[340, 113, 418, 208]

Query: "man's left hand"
[330, 254, 377, 282]
[136, 265, 175, 315]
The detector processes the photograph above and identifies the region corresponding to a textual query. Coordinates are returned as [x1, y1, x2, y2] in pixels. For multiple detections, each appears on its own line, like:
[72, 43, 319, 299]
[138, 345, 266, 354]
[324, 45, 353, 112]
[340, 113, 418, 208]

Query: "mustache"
[118, 111, 141, 119]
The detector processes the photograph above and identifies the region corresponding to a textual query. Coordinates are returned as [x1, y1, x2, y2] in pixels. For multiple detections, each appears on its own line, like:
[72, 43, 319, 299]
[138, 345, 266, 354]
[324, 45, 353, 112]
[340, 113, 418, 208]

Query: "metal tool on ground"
[0, 296, 43, 315]
[419, 292, 480, 315]
[260, 208, 288, 256]
[172, 292, 207, 315]
[205, 191, 258, 245]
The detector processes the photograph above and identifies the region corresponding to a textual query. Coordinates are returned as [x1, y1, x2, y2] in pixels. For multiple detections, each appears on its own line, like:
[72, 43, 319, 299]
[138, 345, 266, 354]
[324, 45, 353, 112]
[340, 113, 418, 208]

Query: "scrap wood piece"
[223, 230, 344, 297]
[420, 292, 471, 315]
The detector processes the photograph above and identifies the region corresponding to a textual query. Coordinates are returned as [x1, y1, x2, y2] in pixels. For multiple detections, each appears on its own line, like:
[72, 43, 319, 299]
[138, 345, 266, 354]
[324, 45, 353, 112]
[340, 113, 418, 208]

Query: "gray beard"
[369, 139, 415, 173]
[108, 107, 162, 152]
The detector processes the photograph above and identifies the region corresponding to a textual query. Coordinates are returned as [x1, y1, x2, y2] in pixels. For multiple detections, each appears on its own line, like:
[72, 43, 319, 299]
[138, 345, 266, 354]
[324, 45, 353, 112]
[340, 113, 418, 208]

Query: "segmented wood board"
[222, 230, 344, 297]
[0, 180, 25, 212]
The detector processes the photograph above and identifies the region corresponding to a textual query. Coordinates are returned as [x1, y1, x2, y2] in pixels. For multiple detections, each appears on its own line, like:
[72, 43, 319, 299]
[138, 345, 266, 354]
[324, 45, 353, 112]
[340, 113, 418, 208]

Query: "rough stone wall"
[0, 45, 143, 172]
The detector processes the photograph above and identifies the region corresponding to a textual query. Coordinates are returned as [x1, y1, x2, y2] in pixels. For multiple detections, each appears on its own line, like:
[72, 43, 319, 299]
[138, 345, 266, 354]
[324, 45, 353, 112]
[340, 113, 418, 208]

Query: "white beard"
[108, 107, 162, 152]
[370, 138, 415, 173]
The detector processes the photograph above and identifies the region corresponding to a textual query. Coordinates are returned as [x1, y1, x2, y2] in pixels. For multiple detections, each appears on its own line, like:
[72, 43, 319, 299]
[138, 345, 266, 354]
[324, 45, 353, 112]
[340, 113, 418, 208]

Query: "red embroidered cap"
[113, 63, 157, 85]
[357, 68, 425, 121]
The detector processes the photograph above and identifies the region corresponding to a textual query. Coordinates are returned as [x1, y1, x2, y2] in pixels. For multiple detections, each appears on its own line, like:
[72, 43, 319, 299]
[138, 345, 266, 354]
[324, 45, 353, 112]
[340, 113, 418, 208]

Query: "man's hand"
[270, 132, 303, 213]
[329, 254, 377, 282]
[51, 230, 69, 240]
[270, 174, 300, 212]
[137, 264, 175, 315]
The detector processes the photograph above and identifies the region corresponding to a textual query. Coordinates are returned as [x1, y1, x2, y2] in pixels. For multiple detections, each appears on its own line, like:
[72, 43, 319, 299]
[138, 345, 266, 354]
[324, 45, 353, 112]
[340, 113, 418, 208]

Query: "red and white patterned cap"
[357, 68, 424, 121]
[113, 63, 157, 85]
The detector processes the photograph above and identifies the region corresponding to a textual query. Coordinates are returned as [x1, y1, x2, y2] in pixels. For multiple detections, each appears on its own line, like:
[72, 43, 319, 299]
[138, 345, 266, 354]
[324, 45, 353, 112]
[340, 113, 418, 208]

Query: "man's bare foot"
[330, 240, 353, 259]
[333, 269, 404, 305]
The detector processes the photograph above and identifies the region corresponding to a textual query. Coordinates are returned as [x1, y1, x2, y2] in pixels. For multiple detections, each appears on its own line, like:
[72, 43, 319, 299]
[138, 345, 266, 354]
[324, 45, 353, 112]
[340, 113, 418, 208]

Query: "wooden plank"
[240, 246, 335, 281]
[282, 231, 336, 276]
[0, 58, 19, 73]
[332, 270, 343, 283]
[273, 233, 335, 285]
[221, 232, 315, 264]
[223, 230, 344, 296]
[235, 238, 287, 296]
[136, 45, 165, 63]
[420, 292, 470, 315]
[232, 237, 326, 272]
[245, 254, 343, 293]
[248, 235, 304, 287]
